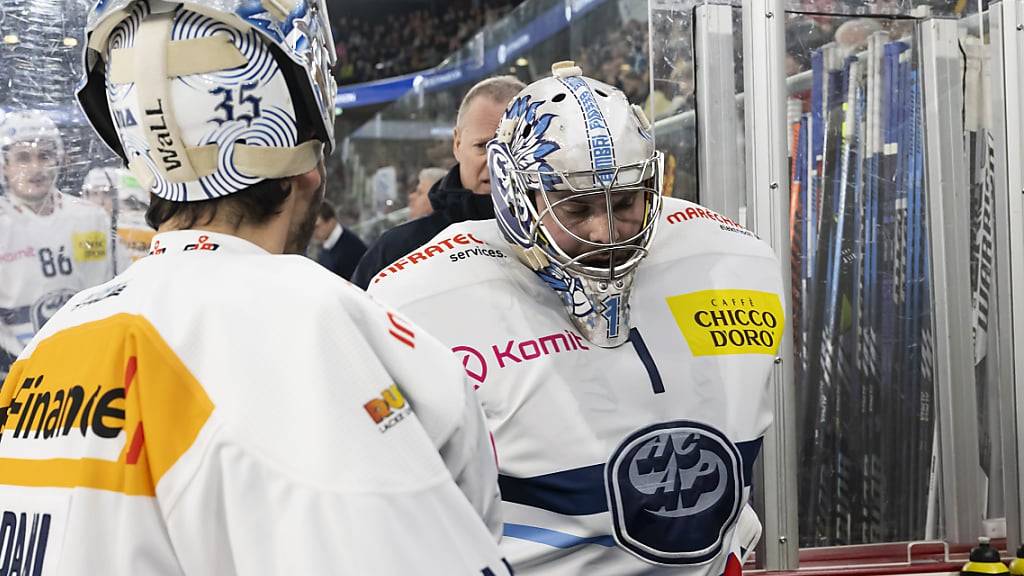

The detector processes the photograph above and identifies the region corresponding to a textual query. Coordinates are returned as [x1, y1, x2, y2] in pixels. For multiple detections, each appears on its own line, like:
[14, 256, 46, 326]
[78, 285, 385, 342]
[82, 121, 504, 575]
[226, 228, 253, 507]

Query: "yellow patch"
[0, 314, 214, 496]
[117, 228, 155, 246]
[666, 289, 785, 356]
[117, 228, 156, 262]
[72, 231, 107, 262]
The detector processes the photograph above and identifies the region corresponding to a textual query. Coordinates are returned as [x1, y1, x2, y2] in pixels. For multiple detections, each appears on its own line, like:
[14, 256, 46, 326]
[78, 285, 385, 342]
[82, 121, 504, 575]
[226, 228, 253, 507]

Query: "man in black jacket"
[313, 200, 368, 281]
[351, 75, 525, 289]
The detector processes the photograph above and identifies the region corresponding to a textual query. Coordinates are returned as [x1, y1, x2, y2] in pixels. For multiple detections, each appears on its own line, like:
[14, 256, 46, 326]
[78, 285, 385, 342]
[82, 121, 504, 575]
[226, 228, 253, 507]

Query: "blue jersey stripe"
[628, 328, 664, 394]
[499, 463, 606, 516]
[499, 438, 763, 516]
[738, 437, 762, 486]
[503, 523, 615, 549]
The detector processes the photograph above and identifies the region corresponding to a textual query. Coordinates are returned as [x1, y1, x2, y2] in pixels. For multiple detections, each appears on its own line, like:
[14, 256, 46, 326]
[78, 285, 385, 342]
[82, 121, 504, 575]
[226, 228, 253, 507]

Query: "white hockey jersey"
[0, 193, 114, 369]
[0, 230, 510, 575]
[369, 197, 786, 576]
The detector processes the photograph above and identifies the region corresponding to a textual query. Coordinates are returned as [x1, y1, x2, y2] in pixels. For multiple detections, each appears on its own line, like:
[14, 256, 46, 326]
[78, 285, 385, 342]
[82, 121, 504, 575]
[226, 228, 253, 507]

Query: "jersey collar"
[3, 189, 61, 216]
[322, 222, 343, 250]
[148, 230, 270, 257]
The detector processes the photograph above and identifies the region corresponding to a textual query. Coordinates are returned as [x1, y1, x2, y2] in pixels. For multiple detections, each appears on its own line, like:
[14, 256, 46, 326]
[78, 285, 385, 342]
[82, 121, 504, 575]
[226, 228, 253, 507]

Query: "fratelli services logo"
[605, 420, 743, 565]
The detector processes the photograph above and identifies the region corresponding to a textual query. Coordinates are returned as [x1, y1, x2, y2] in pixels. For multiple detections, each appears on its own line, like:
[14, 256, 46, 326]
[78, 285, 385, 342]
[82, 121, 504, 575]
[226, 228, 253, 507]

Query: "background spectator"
[350, 75, 524, 289]
[313, 200, 369, 281]
[409, 167, 446, 220]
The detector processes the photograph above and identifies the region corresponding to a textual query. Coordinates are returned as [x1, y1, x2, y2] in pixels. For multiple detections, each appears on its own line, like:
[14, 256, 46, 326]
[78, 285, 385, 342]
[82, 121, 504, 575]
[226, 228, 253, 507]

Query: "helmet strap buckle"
[513, 244, 550, 271]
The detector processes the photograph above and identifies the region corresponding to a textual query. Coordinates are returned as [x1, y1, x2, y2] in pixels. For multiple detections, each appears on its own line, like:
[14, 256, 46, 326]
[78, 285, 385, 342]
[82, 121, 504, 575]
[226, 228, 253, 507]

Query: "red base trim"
[745, 540, 1009, 576]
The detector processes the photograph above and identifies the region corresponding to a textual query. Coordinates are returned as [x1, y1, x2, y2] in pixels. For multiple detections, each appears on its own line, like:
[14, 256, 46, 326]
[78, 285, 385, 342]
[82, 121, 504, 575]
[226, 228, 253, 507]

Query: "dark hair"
[317, 199, 338, 222]
[145, 177, 291, 230]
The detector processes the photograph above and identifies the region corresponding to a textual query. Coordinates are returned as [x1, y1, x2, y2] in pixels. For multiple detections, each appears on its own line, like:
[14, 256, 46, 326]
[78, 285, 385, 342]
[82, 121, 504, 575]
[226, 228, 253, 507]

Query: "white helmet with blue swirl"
[76, 0, 337, 201]
[487, 62, 663, 348]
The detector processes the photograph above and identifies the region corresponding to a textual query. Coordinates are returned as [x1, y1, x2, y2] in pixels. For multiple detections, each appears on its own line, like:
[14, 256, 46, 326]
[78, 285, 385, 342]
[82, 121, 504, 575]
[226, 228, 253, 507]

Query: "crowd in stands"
[576, 18, 652, 111]
[334, 1, 523, 85]
[332, 0, 938, 241]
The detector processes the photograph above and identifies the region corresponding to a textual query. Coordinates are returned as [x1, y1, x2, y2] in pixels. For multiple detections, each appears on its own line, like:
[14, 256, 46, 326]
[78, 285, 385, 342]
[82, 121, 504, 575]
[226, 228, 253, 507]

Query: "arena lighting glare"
[62, 37, 77, 47]
[3, 34, 19, 44]
[515, 57, 528, 66]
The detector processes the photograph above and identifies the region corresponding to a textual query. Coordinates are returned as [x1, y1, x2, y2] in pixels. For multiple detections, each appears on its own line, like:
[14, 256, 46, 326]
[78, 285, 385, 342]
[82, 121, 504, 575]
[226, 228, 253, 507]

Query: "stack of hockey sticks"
[790, 30, 939, 547]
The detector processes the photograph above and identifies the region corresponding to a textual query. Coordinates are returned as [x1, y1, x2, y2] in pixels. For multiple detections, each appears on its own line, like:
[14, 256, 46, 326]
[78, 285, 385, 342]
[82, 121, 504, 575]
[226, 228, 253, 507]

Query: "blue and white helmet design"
[488, 61, 663, 347]
[76, 0, 337, 201]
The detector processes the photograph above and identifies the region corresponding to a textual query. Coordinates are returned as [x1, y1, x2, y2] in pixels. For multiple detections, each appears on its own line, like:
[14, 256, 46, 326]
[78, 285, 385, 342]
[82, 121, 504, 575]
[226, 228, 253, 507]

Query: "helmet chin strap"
[511, 244, 550, 271]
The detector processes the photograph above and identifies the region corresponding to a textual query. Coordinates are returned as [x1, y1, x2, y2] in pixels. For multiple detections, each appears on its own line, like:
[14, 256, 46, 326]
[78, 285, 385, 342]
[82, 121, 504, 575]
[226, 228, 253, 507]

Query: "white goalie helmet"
[76, 0, 337, 202]
[487, 61, 663, 348]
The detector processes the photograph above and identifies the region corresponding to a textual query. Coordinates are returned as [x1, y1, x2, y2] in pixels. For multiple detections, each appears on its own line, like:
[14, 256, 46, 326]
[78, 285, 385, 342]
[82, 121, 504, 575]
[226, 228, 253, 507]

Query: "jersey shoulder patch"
[2, 313, 214, 497]
[651, 198, 774, 264]
[367, 220, 514, 303]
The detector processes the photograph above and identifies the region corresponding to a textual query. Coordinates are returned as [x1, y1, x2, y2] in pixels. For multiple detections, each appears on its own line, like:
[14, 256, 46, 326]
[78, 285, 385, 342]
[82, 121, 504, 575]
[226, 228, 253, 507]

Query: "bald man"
[351, 75, 525, 289]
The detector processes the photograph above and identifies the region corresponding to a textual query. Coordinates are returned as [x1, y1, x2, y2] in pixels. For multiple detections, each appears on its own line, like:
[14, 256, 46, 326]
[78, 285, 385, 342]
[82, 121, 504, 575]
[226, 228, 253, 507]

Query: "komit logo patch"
[451, 330, 589, 387]
[452, 345, 487, 387]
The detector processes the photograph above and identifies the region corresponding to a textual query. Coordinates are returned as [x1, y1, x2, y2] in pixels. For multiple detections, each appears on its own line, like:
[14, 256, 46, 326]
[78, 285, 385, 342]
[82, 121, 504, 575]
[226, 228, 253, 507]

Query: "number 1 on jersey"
[602, 294, 621, 339]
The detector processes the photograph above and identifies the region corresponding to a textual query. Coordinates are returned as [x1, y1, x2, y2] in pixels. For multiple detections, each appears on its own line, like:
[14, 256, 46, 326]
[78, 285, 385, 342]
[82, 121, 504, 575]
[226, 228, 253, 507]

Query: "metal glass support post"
[918, 17, 984, 544]
[992, 0, 1024, 549]
[695, 2, 743, 221]
[741, 0, 798, 569]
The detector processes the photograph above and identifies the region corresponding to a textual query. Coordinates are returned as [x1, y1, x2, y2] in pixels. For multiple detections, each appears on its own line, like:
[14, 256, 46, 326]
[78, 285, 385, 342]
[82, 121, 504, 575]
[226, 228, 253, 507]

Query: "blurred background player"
[81, 166, 117, 214]
[82, 166, 154, 268]
[0, 110, 114, 378]
[408, 166, 446, 220]
[0, 0, 512, 573]
[369, 62, 785, 574]
[351, 75, 525, 288]
[312, 199, 367, 281]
